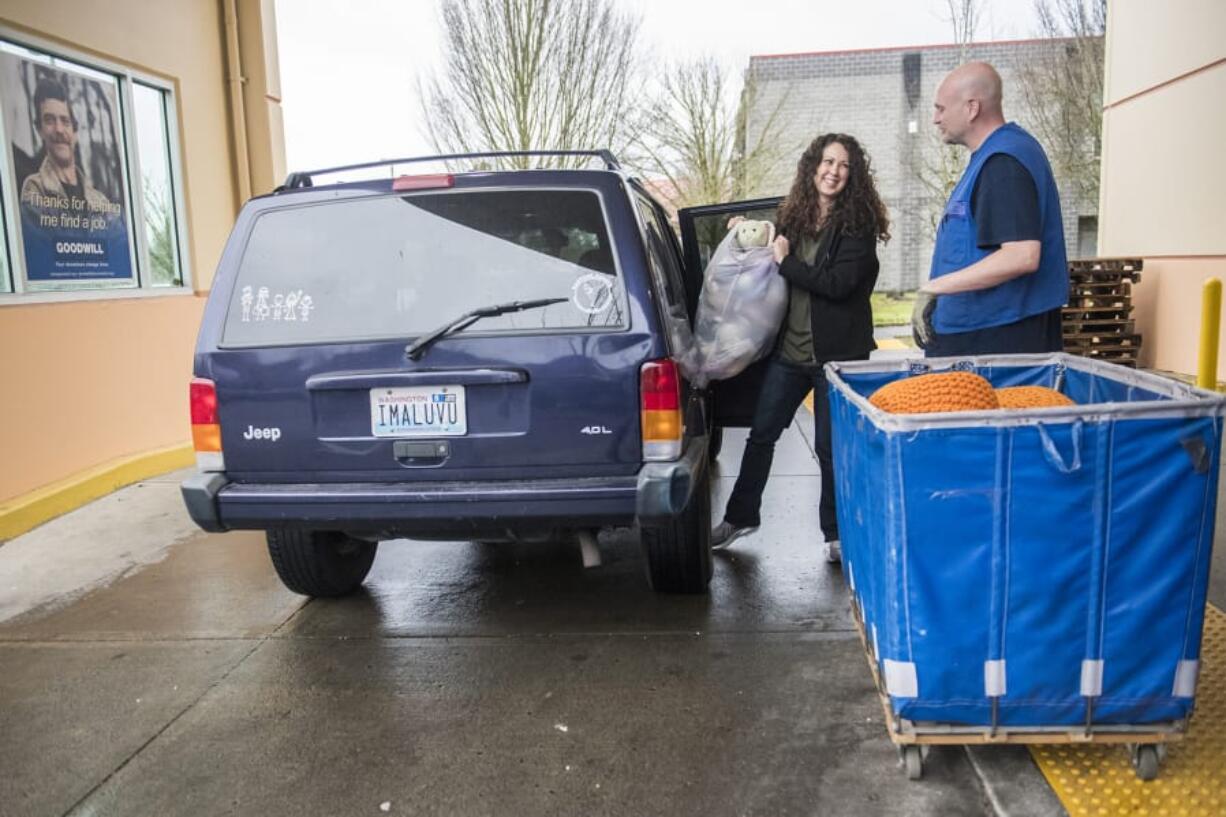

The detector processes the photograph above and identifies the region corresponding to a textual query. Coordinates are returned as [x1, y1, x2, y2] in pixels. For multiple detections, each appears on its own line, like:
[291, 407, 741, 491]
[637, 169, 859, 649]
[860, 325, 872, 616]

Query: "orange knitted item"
[994, 386, 1076, 409]
[868, 372, 999, 414]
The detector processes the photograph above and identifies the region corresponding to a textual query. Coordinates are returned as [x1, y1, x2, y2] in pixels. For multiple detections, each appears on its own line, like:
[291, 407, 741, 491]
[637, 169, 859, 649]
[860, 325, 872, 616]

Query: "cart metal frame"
[849, 598, 1186, 780]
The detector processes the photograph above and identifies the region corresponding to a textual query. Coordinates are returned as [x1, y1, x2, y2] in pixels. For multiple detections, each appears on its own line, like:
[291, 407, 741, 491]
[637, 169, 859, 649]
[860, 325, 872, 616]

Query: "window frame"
[631, 190, 693, 356]
[0, 25, 192, 305]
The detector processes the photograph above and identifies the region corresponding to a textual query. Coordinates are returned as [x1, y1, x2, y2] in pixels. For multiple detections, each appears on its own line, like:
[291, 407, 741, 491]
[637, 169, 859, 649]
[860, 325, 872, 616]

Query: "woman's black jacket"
[776, 227, 880, 363]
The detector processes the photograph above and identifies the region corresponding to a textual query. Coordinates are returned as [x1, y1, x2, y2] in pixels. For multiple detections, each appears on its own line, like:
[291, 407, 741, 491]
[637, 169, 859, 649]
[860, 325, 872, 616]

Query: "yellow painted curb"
[877, 337, 909, 350]
[0, 443, 194, 541]
[1032, 604, 1226, 815]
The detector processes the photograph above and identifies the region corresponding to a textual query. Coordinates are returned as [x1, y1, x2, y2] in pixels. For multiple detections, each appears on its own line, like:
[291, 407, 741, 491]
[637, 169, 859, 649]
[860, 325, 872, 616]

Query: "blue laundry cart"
[825, 353, 1226, 780]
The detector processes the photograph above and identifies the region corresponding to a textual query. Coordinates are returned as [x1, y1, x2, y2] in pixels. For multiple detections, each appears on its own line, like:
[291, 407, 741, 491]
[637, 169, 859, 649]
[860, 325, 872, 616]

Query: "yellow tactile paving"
[1032, 604, 1226, 815]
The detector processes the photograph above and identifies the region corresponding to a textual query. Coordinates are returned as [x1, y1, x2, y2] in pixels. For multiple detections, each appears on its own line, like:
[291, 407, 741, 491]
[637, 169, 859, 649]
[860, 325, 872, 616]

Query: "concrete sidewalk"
[3, 340, 1223, 815]
[0, 437, 1058, 816]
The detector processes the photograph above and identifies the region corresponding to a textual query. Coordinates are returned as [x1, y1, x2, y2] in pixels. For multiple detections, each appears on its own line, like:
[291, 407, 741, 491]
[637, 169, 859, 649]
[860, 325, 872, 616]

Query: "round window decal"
[571, 274, 614, 315]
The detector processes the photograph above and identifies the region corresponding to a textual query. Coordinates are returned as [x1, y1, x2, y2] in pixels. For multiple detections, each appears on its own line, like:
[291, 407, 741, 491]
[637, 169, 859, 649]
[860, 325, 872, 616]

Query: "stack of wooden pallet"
[1063, 258, 1143, 367]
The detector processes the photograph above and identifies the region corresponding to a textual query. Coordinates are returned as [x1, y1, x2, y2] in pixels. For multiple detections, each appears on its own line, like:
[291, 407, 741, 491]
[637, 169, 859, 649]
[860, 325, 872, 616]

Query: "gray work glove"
[911, 289, 938, 350]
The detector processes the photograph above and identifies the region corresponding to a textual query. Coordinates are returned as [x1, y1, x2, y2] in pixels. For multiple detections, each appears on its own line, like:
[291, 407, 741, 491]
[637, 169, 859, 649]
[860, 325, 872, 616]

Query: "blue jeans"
[723, 356, 840, 541]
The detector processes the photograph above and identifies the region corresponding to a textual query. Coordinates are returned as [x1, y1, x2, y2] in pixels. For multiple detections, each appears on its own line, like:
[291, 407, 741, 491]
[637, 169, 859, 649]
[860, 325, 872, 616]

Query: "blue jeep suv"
[181, 150, 781, 596]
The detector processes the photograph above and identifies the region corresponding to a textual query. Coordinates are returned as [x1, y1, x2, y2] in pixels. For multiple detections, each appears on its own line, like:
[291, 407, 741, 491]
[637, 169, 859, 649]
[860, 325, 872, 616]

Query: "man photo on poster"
[20, 77, 115, 215]
[1, 54, 131, 285]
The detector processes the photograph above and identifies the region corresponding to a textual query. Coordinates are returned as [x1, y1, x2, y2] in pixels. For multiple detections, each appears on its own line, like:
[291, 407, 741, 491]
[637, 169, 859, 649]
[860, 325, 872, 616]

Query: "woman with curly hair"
[713, 133, 890, 562]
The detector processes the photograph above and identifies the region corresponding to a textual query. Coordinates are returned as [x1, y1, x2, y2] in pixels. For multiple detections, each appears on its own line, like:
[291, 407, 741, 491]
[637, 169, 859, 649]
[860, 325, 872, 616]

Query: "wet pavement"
[8, 330, 1224, 816]
[0, 418, 1021, 817]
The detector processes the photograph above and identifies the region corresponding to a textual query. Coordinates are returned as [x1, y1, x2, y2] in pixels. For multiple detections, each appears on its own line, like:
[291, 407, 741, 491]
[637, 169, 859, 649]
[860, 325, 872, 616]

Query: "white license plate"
[370, 385, 467, 437]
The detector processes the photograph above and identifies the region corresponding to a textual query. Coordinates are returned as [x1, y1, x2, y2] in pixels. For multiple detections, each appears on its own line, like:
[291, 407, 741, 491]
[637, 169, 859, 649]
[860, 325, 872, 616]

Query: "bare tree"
[912, 130, 970, 238]
[143, 176, 179, 286]
[732, 68, 796, 200]
[944, 0, 981, 61]
[909, 0, 982, 237]
[1016, 0, 1106, 204]
[420, 0, 644, 169]
[633, 57, 791, 210]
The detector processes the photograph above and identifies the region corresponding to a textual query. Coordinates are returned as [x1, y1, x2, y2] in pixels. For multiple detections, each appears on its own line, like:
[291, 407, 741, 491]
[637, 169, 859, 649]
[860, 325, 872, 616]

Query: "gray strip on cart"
[883, 659, 918, 698]
[1080, 659, 1104, 697]
[1173, 659, 1199, 697]
[984, 659, 1007, 697]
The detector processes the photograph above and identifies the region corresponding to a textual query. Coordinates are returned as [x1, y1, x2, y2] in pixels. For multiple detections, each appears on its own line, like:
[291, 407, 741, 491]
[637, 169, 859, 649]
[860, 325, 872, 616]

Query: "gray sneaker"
[824, 539, 842, 564]
[712, 521, 757, 550]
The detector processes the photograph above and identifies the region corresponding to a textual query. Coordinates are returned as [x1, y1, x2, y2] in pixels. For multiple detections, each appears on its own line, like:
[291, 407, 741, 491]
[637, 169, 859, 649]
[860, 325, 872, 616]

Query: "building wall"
[0, 297, 207, 500]
[236, 0, 287, 200]
[0, 0, 283, 503]
[744, 39, 1095, 292]
[1098, 1, 1225, 376]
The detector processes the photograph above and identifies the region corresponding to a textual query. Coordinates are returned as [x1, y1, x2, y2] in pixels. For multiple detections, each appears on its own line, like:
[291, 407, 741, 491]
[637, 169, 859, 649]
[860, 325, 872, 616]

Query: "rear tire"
[640, 465, 713, 594]
[266, 529, 378, 597]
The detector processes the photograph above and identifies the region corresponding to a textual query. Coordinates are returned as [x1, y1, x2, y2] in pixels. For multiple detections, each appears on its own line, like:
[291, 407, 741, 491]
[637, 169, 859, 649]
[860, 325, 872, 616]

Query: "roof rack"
[278, 150, 621, 190]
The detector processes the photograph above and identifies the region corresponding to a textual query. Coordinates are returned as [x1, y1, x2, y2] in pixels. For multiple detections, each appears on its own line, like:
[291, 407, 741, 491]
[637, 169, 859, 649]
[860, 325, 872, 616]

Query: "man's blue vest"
[930, 122, 1068, 334]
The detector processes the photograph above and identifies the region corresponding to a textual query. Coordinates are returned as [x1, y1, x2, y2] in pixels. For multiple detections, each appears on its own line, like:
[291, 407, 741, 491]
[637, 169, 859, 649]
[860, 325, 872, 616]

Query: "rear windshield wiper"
[405, 297, 569, 360]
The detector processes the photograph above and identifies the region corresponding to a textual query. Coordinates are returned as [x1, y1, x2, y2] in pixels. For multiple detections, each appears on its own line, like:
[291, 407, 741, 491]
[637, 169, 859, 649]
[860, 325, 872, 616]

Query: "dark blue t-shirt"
[971, 154, 1041, 249]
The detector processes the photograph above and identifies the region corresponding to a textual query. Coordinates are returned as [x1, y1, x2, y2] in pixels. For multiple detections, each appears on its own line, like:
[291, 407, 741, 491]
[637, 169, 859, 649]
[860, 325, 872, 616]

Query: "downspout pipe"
[223, 0, 253, 205]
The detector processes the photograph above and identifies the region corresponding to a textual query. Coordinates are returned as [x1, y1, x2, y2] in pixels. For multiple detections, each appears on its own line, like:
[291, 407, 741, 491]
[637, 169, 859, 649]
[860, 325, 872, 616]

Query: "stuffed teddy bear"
[733, 219, 772, 249]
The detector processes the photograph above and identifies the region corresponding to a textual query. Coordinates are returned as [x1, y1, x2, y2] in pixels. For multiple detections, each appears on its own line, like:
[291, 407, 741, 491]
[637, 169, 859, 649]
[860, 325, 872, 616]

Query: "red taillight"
[190, 378, 218, 425]
[641, 360, 682, 461]
[641, 359, 680, 411]
[190, 378, 223, 470]
[392, 173, 454, 191]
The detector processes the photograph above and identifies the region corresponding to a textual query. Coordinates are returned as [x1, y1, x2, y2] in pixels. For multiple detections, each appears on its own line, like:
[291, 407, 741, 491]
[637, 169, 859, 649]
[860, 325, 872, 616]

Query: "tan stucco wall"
[1128, 258, 1226, 376]
[1103, 0, 1225, 103]
[1098, 1, 1226, 378]
[0, 296, 205, 501]
[238, 0, 286, 195]
[1098, 66, 1225, 258]
[0, 0, 283, 503]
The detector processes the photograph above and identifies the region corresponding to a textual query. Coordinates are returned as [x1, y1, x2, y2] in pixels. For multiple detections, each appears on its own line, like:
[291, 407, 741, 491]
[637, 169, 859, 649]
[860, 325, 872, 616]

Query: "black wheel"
[1132, 744, 1160, 781]
[640, 465, 713, 594]
[902, 746, 923, 780]
[708, 426, 724, 461]
[266, 529, 378, 597]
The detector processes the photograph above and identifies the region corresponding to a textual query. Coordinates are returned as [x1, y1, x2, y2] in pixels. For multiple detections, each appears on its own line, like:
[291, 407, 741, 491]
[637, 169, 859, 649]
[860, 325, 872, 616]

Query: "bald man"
[912, 61, 1068, 357]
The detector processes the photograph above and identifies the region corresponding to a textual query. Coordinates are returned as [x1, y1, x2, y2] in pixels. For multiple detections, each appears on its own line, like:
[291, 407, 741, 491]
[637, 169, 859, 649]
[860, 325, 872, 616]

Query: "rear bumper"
[181, 435, 707, 534]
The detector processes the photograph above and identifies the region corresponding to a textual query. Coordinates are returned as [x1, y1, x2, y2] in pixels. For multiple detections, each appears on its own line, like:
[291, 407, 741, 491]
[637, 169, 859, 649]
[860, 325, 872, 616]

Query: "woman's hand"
[726, 215, 746, 231]
[771, 235, 790, 264]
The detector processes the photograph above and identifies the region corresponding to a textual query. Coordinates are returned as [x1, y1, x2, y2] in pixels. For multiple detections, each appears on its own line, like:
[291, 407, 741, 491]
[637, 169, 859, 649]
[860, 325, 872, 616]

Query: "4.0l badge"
[580, 425, 612, 435]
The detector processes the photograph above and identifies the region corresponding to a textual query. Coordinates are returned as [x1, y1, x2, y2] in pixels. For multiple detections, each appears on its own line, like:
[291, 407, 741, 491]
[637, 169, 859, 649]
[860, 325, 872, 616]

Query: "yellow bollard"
[1198, 278, 1222, 390]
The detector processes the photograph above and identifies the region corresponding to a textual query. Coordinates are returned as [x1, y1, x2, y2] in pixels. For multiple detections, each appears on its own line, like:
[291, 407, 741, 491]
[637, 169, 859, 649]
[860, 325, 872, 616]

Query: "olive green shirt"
[780, 232, 822, 364]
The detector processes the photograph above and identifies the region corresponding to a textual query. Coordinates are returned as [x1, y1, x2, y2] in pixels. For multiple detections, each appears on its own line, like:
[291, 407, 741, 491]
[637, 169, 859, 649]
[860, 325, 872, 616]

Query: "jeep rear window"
[221, 188, 627, 347]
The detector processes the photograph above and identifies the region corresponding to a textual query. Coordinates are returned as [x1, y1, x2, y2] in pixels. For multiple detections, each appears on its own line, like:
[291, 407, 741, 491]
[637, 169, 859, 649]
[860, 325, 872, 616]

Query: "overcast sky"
[274, 0, 1042, 174]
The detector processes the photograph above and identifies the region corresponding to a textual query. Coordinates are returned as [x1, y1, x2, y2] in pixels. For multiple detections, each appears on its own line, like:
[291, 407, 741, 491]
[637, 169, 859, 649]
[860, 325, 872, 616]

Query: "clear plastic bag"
[679, 226, 788, 388]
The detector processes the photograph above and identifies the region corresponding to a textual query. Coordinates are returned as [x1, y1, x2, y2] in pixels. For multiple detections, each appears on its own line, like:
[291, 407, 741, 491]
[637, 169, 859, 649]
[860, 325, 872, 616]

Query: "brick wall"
[743, 40, 1098, 292]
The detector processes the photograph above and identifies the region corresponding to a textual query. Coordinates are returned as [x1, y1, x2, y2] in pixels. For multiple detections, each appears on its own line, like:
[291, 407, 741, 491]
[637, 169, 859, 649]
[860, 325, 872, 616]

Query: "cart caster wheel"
[901, 745, 924, 780]
[1131, 745, 1160, 781]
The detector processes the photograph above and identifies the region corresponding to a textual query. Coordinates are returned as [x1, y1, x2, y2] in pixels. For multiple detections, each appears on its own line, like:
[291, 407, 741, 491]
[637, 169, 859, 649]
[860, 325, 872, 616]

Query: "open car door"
[677, 197, 783, 435]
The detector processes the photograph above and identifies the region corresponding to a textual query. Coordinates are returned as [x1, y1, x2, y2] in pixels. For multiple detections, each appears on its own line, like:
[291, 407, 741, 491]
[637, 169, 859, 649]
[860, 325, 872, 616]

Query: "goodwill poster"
[1, 52, 131, 283]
